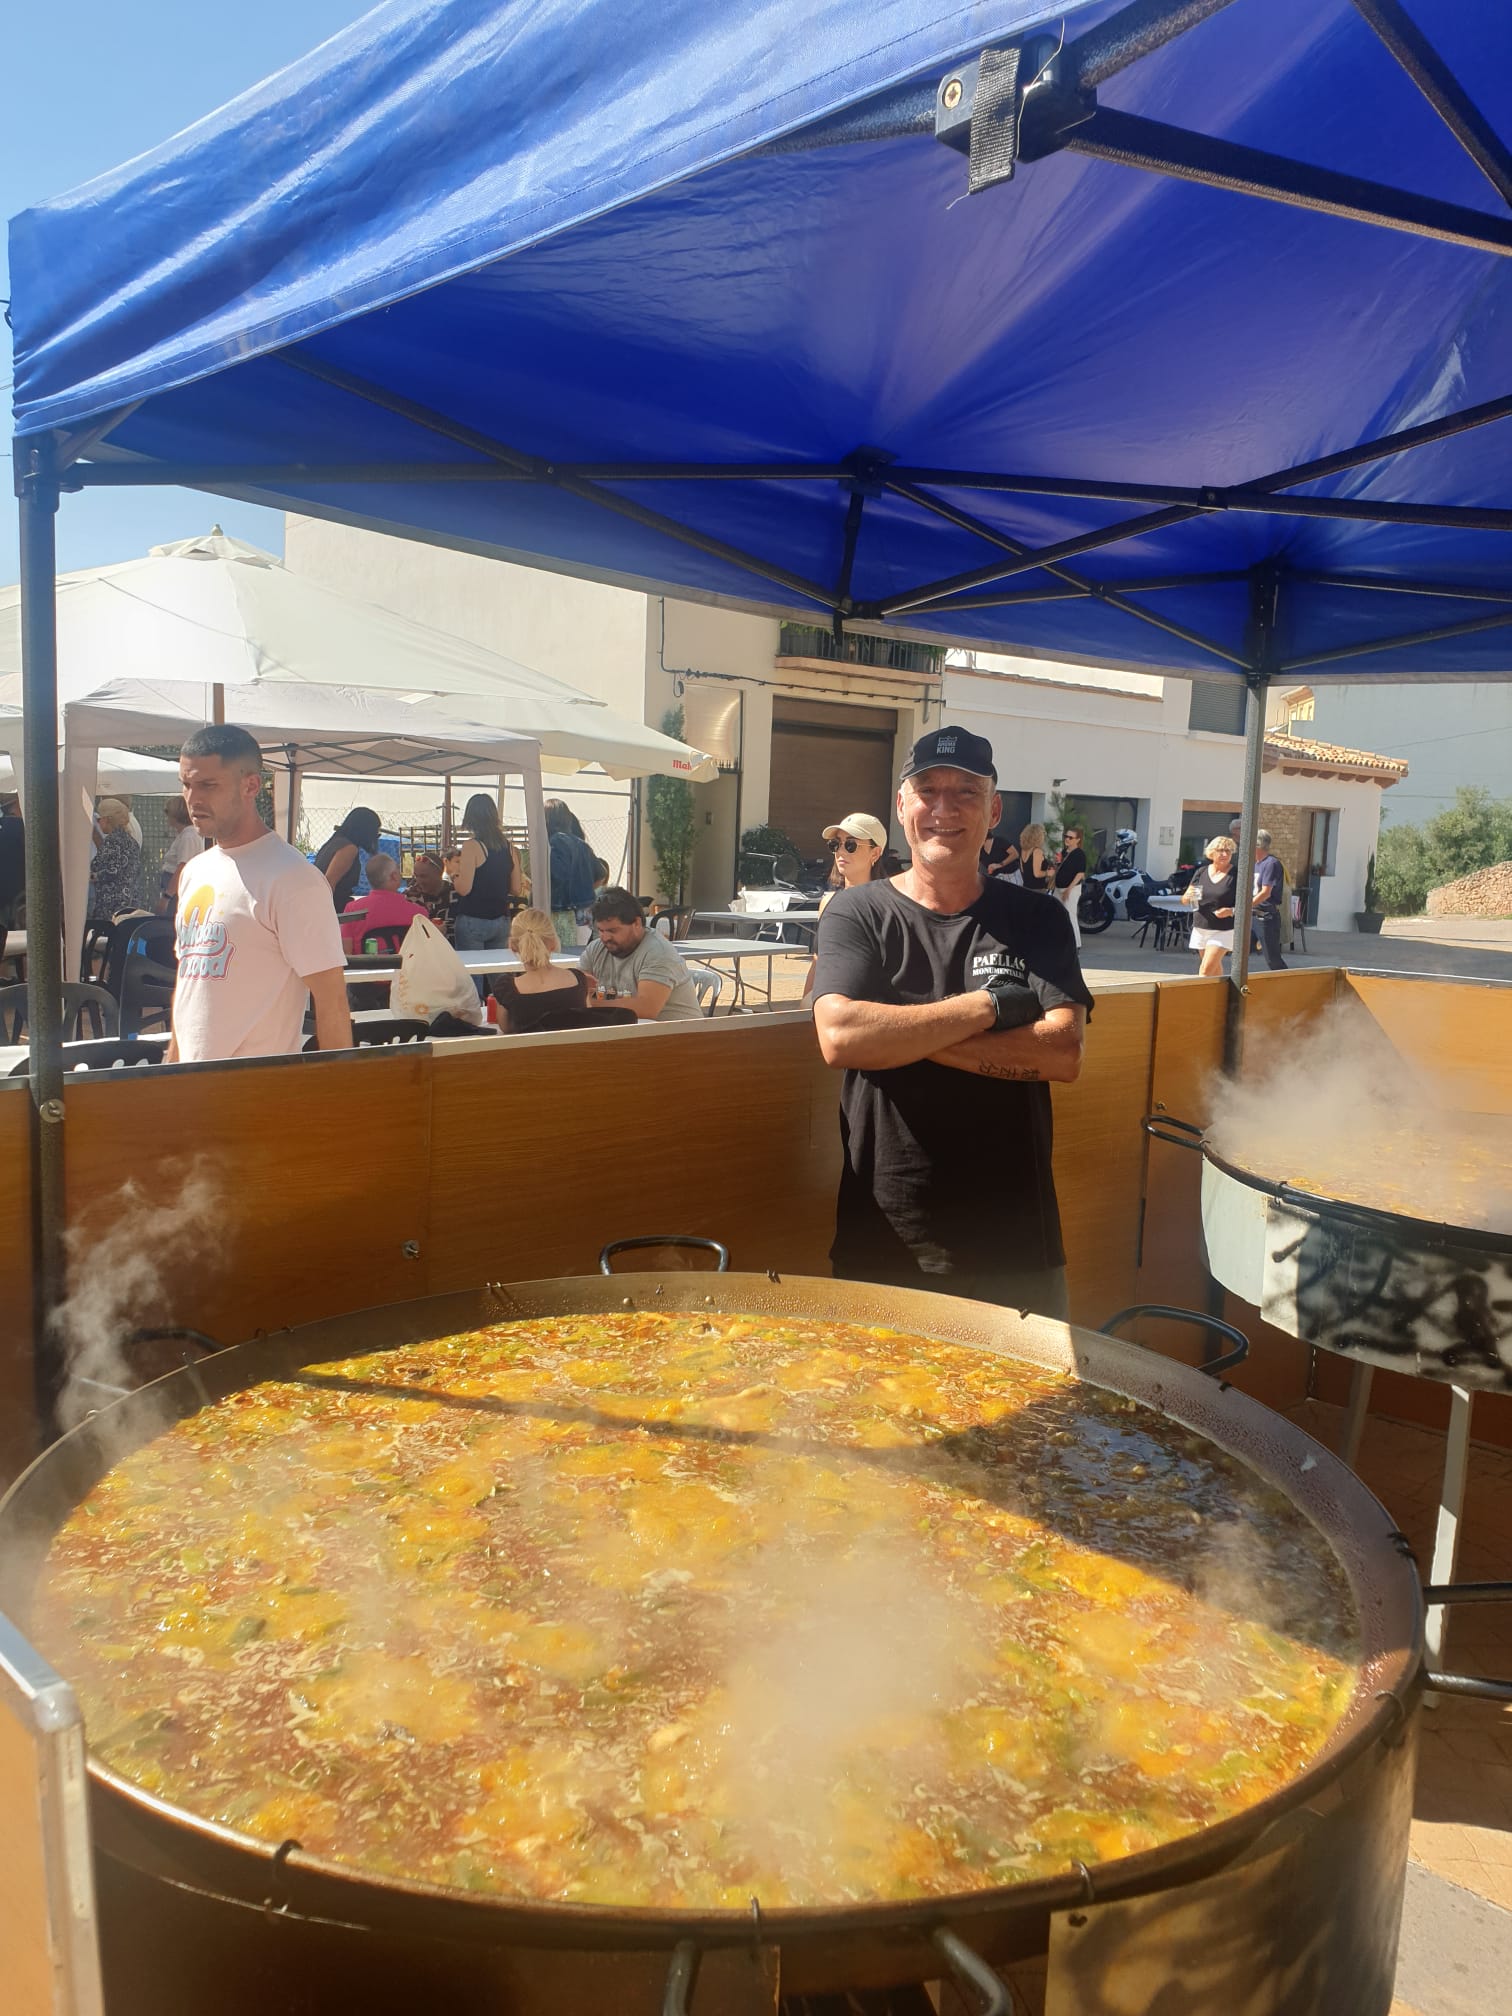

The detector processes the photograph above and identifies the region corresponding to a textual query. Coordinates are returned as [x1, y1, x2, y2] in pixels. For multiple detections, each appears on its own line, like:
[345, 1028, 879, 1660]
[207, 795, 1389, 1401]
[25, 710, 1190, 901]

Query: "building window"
[1284, 691, 1316, 728]
[1187, 681, 1246, 735]
[1307, 808, 1339, 879]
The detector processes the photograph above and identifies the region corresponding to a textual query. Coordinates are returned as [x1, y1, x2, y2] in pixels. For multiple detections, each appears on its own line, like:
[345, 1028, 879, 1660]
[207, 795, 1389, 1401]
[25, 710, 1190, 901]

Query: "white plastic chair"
[686, 962, 724, 1016]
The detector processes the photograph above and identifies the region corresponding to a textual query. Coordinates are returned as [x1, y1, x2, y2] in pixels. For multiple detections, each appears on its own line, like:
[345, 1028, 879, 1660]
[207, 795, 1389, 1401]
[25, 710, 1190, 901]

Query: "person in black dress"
[1018, 823, 1051, 892]
[1180, 836, 1239, 977]
[489, 908, 598, 1031]
[981, 828, 1020, 880]
[313, 807, 382, 912]
[1052, 826, 1087, 946]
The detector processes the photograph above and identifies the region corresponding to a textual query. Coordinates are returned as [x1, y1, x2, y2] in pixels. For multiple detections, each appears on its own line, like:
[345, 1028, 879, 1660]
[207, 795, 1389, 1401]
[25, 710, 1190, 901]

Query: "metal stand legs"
[1339, 1362, 1375, 1468]
[1337, 1365, 1474, 1665]
[1427, 1385, 1474, 1665]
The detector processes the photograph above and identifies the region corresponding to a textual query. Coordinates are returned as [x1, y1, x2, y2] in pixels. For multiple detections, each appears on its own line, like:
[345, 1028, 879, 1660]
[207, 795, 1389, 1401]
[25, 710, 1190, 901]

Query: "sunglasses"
[828, 835, 865, 854]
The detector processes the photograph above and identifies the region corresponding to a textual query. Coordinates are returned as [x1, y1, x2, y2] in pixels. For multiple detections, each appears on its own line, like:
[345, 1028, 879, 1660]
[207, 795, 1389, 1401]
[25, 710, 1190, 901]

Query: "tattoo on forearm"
[978, 1060, 1041, 1081]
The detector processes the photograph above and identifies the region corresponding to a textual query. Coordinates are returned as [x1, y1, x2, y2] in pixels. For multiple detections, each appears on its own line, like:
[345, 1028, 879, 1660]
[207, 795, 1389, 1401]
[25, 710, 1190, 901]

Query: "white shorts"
[1189, 925, 1234, 952]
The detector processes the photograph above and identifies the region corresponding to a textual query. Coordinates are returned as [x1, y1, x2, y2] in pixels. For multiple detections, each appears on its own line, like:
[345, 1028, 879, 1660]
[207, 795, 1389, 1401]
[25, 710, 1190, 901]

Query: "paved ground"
[1076, 915, 1512, 987]
[690, 916, 1510, 1011]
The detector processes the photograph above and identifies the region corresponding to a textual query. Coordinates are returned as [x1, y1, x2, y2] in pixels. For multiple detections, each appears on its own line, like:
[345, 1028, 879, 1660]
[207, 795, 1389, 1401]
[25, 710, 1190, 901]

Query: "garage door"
[768, 700, 897, 863]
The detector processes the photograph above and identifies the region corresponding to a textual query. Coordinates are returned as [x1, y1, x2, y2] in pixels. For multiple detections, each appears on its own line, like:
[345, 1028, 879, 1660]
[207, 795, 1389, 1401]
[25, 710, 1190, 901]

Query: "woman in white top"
[157, 796, 204, 912]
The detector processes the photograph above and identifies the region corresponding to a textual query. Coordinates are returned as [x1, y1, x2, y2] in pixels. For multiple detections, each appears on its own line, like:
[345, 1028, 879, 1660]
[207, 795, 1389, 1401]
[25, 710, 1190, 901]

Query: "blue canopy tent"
[10, 0, 1512, 1415]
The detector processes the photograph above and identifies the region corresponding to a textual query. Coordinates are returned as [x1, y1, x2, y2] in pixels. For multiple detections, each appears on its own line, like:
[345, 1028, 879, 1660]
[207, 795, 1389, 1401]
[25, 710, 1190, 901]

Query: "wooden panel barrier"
[427, 1018, 840, 1287]
[59, 1048, 435, 1353]
[1, 969, 1505, 1488]
[0, 1087, 35, 1487]
[1343, 973, 1512, 1114]
[1052, 987, 1153, 1328]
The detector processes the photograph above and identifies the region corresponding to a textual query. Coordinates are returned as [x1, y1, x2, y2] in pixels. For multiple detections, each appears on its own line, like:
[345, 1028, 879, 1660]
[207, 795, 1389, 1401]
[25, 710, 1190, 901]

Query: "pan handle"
[1424, 1668, 1512, 1704]
[1425, 1582, 1512, 1703]
[599, 1236, 730, 1275]
[932, 1929, 1019, 2015]
[127, 1327, 223, 1358]
[1141, 1113, 1204, 1151]
[1100, 1304, 1249, 1379]
[661, 1940, 699, 2016]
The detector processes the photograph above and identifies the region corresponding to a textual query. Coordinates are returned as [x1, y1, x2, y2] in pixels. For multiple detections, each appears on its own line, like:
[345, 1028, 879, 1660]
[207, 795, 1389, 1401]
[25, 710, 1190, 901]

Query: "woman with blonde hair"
[88, 798, 142, 921]
[1018, 823, 1051, 893]
[488, 907, 599, 1032]
[1181, 835, 1239, 977]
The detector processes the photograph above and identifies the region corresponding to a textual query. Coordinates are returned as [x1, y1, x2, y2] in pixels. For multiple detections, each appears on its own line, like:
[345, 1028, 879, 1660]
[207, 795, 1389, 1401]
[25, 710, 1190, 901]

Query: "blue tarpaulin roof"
[10, 0, 1512, 682]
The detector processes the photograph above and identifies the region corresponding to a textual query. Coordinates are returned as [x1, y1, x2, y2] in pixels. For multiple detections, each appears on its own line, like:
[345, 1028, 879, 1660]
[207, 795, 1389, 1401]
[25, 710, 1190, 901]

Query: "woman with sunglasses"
[803, 812, 891, 997]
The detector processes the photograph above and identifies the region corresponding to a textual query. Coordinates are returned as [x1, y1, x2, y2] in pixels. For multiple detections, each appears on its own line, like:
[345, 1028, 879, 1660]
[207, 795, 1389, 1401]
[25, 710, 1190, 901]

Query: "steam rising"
[1206, 1002, 1512, 1232]
[51, 1160, 225, 1430]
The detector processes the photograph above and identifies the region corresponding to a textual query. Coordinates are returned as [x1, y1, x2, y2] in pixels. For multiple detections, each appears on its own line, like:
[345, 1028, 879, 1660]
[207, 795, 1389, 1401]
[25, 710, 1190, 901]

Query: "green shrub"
[646, 706, 698, 906]
[1374, 786, 1512, 915]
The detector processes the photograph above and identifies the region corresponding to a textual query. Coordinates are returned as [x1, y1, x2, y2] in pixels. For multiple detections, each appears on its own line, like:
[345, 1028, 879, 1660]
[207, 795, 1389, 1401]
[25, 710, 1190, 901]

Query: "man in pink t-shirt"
[340, 852, 425, 955]
[169, 725, 353, 1063]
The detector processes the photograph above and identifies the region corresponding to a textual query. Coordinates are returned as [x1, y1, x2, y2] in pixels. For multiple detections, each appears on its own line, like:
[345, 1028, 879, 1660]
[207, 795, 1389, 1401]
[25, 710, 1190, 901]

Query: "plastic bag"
[390, 916, 484, 1026]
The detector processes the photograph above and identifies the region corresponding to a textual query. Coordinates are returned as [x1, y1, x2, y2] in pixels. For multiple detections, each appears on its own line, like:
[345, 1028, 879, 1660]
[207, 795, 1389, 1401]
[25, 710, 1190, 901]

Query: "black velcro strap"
[969, 44, 1022, 192]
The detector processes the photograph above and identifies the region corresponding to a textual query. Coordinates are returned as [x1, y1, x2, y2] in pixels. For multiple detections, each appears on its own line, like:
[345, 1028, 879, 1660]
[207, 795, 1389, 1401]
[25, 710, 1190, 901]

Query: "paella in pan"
[36, 1310, 1359, 1912]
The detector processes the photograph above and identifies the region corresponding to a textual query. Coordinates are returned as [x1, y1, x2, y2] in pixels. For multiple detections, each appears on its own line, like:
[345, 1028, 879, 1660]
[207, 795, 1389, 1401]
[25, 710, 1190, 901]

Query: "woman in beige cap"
[821, 812, 889, 895]
[804, 812, 890, 996]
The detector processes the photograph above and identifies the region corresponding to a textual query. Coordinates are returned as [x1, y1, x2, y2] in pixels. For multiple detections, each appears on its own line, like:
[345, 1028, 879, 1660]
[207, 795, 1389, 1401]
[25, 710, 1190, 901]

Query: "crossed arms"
[812, 991, 1085, 1084]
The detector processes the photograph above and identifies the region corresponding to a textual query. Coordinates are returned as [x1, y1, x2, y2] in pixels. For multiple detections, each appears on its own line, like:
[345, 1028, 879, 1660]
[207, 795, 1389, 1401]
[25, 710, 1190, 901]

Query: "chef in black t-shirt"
[811, 726, 1093, 1320]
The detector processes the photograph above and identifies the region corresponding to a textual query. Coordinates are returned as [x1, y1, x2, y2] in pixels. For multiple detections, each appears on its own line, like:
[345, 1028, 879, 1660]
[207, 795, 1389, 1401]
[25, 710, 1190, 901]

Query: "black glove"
[983, 975, 1041, 1031]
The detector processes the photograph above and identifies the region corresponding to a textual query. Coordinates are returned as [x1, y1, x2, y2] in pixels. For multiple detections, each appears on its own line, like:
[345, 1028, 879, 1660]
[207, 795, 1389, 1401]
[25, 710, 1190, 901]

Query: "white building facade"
[283, 517, 1403, 930]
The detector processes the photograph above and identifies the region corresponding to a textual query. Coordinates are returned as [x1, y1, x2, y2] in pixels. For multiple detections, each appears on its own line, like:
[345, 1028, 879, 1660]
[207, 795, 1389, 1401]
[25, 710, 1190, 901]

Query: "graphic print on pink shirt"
[178, 886, 235, 979]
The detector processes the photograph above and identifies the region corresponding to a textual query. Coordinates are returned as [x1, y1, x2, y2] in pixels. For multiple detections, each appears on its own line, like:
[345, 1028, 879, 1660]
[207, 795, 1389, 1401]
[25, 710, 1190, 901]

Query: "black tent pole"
[1225, 567, 1279, 1073]
[15, 432, 67, 1441]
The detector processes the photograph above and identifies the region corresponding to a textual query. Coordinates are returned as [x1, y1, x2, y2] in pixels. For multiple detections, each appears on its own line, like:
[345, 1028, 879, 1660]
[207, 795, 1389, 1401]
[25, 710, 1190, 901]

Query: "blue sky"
[2, 0, 370, 584]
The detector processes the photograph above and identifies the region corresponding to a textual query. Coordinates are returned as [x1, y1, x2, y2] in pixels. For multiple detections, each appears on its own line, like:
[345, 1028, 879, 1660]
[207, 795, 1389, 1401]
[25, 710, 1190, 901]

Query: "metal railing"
[777, 624, 944, 676]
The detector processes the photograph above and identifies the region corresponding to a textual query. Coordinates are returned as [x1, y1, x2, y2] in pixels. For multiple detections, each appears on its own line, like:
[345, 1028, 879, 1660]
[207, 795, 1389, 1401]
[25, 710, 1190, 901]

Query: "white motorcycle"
[1077, 830, 1167, 934]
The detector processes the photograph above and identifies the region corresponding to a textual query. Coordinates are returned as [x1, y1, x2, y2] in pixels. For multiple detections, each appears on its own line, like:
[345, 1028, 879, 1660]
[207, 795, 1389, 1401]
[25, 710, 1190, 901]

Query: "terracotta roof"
[1263, 731, 1408, 785]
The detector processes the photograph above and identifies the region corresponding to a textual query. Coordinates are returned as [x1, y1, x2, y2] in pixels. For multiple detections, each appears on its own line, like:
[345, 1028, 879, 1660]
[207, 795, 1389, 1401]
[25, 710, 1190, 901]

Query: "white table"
[673, 936, 810, 1009]
[1134, 893, 1191, 953]
[346, 948, 581, 985]
[685, 908, 822, 947]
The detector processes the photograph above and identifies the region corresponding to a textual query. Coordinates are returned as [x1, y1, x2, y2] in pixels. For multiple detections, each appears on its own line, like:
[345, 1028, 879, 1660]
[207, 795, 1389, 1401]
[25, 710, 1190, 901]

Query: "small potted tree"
[1354, 851, 1384, 934]
[646, 705, 698, 922]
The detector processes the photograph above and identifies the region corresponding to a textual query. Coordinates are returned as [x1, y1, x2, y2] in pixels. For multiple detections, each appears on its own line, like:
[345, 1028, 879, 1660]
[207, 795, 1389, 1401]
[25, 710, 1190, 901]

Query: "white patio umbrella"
[0, 716, 183, 799]
[0, 681, 547, 977]
[0, 531, 716, 781]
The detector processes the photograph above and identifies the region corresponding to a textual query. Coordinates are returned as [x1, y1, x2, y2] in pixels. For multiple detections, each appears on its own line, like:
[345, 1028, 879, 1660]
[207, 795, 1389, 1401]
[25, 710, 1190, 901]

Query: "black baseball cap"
[899, 725, 997, 784]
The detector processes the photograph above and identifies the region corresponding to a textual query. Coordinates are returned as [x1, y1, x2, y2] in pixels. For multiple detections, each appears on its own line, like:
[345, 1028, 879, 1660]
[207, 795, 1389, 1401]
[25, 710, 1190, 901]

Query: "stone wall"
[1257, 804, 1312, 884]
[1426, 860, 1512, 917]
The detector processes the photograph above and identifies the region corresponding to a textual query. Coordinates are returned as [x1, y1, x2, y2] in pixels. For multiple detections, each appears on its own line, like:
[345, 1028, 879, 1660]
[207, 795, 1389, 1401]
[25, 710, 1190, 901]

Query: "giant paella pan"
[0, 1250, 1465, 2014]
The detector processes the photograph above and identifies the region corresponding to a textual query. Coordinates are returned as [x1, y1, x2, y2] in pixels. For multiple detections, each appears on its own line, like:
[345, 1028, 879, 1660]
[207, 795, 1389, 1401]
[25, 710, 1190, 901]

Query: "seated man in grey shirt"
[581, 887, 703, 1021]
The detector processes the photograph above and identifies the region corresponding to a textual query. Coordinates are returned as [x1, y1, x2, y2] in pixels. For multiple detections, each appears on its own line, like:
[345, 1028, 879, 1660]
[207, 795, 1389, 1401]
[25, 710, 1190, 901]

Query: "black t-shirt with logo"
[812, 878, 1094, 1287]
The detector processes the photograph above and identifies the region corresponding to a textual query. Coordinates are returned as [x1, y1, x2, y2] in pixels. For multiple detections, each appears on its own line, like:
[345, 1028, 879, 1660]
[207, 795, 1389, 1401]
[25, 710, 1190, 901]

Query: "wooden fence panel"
[428, 1021, 841, 1289]
[1052, 988, 1154, 1327]
[0, 1087, 35, 1489]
